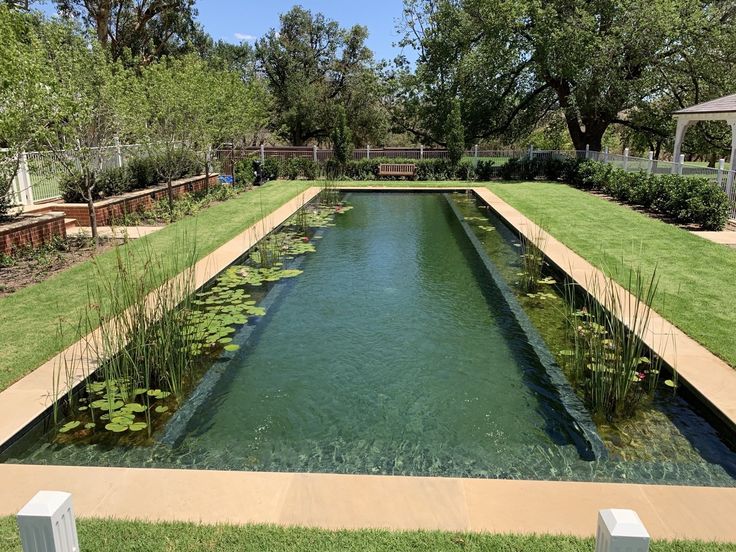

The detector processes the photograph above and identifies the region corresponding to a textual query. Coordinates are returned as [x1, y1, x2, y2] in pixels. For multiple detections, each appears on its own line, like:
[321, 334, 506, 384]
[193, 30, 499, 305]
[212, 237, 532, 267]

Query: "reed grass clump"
[52, 237, 201, 437]
[560, 269, 674, 421]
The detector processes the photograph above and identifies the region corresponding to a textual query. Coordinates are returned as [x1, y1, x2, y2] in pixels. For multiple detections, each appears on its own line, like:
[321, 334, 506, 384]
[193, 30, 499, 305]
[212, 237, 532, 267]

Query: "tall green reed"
[561, 268, 671, 421]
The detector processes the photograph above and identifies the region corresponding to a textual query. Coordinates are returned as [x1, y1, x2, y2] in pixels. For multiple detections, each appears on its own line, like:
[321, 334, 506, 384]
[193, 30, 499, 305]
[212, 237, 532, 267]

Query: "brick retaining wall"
[44, 174, 218, 226]
[0, 212, 67, 255]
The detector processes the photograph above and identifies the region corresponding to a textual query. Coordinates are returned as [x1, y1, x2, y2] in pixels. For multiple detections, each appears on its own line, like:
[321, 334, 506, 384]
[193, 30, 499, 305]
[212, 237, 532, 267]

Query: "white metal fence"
[5, 142, 735, 218]
[5, 142, 145, 205]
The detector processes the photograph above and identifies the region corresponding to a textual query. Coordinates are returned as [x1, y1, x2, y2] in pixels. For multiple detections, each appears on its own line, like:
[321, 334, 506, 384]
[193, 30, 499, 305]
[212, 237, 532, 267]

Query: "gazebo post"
[727, 121, 736, 196]
[671, 117, 692, 174]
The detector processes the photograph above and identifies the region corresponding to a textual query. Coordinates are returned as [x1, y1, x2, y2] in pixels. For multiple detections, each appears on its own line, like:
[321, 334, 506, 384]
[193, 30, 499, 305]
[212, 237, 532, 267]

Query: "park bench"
[378, 163, 416, 178]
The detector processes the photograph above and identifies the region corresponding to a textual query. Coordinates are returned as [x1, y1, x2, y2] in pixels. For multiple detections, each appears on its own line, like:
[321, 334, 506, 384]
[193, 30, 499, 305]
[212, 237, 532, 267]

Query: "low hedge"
[562, 159, 730, 230]
[234, 156, 318, 184]
[60, 150, 203, 203]
[321, 157, 498, 181]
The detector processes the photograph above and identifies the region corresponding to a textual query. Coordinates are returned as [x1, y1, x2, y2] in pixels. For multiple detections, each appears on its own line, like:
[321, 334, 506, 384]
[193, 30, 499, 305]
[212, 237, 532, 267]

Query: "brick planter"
[0, 212, 67, 255]
[44, 174, 219, 227]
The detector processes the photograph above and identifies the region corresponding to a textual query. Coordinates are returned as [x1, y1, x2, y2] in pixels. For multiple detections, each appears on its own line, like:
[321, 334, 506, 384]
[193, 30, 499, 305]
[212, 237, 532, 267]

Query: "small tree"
[0, 6, 52, 221]
[136, 55, 205, 213]
[331, 106, 353, 169]
[446, 99, 465, 168]
[40, 19, 121, 242]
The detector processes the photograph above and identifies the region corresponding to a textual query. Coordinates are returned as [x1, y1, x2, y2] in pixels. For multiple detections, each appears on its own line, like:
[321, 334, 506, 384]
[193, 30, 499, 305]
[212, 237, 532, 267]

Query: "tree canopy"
[397, 0, 736, 154]
[255, 6, 388, 146]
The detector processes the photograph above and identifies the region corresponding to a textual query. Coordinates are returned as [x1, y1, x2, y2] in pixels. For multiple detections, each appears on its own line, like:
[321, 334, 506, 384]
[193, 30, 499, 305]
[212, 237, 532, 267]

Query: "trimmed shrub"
[234, 157, 257, 185]
[475, 159, 496, 181]
[96, 166, 129, 197]
[262, 157, 282, 181]
[284, 157, 319, 180]
[127, 156, 157, 189]
[60, 172, 97, 203]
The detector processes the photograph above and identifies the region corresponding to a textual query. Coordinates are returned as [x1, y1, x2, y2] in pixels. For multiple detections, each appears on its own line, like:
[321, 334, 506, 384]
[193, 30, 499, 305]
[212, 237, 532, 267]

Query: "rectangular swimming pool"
[3, 192, 736, 485]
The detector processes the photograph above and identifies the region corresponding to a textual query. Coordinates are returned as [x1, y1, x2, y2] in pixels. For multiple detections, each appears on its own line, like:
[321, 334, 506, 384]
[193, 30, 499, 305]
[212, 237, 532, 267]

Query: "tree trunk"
[86, 180, 99, 246]
[204, 149, 210, 195]
[167, 177, 174, 213]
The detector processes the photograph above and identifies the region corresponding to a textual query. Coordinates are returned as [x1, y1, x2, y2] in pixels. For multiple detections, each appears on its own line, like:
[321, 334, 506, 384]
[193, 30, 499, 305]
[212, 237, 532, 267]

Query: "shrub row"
[234, 156, 318, 184]
[321, 157, 498, 181]
[564, 159, 730, 230]
[60, 150, 203, 203]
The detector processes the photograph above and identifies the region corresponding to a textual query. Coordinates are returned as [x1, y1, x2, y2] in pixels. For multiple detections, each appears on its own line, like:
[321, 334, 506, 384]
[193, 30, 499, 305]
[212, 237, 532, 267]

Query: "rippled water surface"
[5, 192, 736, 485]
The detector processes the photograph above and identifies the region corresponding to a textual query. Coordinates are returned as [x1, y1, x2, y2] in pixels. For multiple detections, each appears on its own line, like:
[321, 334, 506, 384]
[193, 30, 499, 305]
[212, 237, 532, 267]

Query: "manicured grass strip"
[1, 517, 734, 551]
[486, 181, 736, 367]
[0, 182, 309, 391]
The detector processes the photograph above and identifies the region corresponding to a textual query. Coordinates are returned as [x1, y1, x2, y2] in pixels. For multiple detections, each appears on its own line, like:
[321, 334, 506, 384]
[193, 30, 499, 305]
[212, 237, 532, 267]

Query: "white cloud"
[234, 33, 257, 42]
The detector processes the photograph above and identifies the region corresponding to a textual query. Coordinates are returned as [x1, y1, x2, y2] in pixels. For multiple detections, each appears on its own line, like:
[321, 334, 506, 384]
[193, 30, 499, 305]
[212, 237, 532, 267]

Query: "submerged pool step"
[444, 194, 608, 461]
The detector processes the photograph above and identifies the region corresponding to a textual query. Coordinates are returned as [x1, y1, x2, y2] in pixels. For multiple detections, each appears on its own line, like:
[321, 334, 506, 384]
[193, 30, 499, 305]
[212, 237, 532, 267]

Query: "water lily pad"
[224, 344, 240, 352]
[84, 423, 96, 430]
[90, 399, 124, 411]
[111, 416, 134, 425]
[59, 421, 81, 433]
[122, 403, 146, 413]
[155, 405, 169, 413]
[664, 379, 677, 388]
[128, 422, 148, 432]
[105, 423, 128, 433]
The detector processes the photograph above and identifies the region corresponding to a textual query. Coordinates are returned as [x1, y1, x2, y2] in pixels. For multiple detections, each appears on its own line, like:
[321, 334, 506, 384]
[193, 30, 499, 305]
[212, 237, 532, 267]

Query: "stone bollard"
[17, 491, 80, 552]
[596, 509, 650, 552]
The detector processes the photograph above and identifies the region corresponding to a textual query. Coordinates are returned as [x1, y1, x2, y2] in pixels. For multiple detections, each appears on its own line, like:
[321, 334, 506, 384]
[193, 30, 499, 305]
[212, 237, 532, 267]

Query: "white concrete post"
[678, 153, 685, 175]
[474, 144, 479, 158]
[114, 136, 123, 168]
[17, 491, 80, 552]
[528, 144, 534, 159]
[604, 146, 609, 163]
[259, 144, 265, 164]
[366, 144, 371, 160]
[420, 144, 424, 160]
[585, 144, 590, 159]
[718, 158, 726, 187]
[596, 509, 650, 552]
[312, 144, 318, 162]
[623, 148, 630, 171]
[18, 150, 34, 206]
[647, 151, 654, 174]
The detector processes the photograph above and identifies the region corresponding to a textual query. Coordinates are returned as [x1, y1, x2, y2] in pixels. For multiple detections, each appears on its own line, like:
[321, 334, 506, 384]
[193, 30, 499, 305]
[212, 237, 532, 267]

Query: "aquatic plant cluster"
[51, 196, 351, 444]
[453, 193, 675, 425]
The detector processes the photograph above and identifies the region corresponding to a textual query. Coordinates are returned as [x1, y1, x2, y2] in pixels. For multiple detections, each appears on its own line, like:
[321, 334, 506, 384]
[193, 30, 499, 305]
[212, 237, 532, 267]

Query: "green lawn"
[486, 181, 736, 367]
[0, 181, 309, 391]
[1, 517, 734, 551]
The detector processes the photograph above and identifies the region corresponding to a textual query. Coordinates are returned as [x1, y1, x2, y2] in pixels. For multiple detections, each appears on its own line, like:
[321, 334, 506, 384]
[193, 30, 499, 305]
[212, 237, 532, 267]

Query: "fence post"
[114, 136, 123, 168]
[420, 144, 424, 160]
[718, 158, 726, 187]
[595, 509, 649, 552]
[678, 154, 685, 175]
[647, 151, 654, 175]
[260, 144, 265, 164]
[18, 150, 34, 206]
[604, 146, 609, 163]
[528, 144, 534, 159]
[312, 145, 318, 163]
[623, 148, 630, 171]
[366, 144, 371, 160]
[585, 144, 590, 159]
[17, 491, 80, 552]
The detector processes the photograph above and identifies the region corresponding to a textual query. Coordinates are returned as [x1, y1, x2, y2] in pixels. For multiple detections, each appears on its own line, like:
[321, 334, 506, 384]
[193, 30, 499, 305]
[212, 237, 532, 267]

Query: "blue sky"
[197, 0, 413, 63]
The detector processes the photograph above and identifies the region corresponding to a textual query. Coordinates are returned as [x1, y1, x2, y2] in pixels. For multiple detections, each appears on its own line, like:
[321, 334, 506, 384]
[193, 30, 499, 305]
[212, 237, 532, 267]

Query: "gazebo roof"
[675, 93, 736, 115]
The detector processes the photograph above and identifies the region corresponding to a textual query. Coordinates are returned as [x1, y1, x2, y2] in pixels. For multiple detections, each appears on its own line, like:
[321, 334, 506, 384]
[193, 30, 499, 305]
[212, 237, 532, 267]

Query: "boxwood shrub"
[564, 160, 730, 230]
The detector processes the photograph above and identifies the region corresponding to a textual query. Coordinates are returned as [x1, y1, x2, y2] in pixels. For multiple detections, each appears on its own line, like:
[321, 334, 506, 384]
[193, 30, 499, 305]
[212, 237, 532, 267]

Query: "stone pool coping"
[1, 185, 736, 541]
[1, 465, 736, 541]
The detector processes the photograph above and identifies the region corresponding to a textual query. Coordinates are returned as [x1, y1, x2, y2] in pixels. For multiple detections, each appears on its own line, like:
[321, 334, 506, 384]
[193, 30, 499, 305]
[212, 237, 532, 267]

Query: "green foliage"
[331, 106, 354, 167]
[255, 6, 387, 146]
[445, 99, 465, 167]
[566, 161, 730, 230]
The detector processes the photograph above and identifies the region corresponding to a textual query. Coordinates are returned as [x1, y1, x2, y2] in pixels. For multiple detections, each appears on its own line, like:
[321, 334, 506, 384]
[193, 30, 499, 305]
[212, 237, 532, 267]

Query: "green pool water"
[4, 192, 736, 485]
